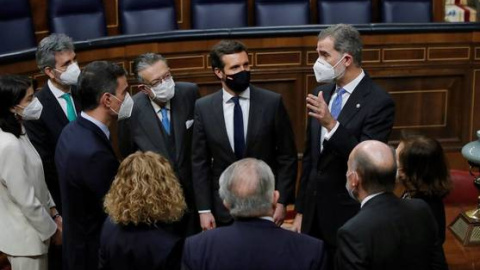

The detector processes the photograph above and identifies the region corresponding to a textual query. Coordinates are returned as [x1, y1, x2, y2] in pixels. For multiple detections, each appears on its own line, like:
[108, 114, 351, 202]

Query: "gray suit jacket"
[192, 85, 297, 222]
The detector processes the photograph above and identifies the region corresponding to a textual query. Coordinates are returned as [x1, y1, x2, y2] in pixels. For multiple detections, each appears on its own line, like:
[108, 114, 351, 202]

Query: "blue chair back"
[191, 0, 247, 29]
[49, 0, 107, 41]
[0, 0, 36, 54]
[381, 0, 432, 23]
[318, 0, 371, 24]
[255, 0, 310, 26]
[119, 0, 177, 34]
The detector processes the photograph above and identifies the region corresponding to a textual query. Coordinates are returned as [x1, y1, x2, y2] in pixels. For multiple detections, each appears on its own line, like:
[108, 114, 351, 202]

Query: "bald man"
[336, 141, 447, 270]
[183, 158, 326, 270]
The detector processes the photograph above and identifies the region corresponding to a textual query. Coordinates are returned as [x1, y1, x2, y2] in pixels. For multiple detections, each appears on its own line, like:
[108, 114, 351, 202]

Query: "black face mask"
[225, 70, 250, 93]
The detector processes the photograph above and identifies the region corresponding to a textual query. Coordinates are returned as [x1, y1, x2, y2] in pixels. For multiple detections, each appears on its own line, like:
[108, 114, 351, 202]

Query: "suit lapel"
[212, 91, 236, 158]
[137, 94, 174, 161]
[245, 86, 263, 154]
[44, 85, 69, 125]
[337, 76, 371, 126]
[171, 89, 186, 163]
[77, 115, 116, 156]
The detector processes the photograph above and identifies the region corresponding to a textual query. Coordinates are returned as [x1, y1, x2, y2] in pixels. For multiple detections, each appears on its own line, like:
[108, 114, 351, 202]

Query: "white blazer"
[0, 127, 57, 256]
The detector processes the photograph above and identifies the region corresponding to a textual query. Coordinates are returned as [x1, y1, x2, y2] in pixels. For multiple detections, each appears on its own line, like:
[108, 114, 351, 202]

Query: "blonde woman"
[99, 151, 186, 270]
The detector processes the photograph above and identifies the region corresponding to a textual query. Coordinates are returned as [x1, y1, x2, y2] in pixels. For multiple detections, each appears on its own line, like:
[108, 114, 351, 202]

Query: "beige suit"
[0, 127, 56, 258]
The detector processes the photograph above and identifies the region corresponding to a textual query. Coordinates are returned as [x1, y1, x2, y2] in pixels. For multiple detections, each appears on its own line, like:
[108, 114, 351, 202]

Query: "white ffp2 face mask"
[313, 55, 346, 83]
[151, 77, 175, 103]
[111, 93, 134, 121]
[57, 62, 81, 86]
[17, 97, 43, 121]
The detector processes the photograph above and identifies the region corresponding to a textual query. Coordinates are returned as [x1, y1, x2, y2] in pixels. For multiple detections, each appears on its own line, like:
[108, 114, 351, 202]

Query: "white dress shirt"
[361, 192, 384, 208]
[320, 70, 365, 152]
[222, 88, 250, 152]
[150, 100, 171, 122]
[48, 80, 77, 118]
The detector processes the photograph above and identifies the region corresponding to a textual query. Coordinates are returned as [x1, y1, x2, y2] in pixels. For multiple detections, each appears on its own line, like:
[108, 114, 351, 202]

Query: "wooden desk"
[445, 204, 480, 269]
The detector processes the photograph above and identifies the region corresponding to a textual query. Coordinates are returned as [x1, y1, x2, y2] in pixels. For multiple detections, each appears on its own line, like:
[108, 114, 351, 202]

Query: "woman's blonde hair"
[104, 151, 186, 225]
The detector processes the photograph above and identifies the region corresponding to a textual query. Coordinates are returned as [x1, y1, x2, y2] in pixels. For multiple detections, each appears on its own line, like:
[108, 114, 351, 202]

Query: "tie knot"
[336, 88, 346, 96]
[61, 93, 71, 99]
[231, 96, 240, 105]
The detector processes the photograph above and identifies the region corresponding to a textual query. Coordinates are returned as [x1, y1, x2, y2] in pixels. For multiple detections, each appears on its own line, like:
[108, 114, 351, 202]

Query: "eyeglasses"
[146, 70, 172, 88]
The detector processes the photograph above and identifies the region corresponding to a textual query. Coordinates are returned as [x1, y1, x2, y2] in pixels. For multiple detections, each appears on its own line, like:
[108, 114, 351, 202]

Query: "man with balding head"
[182, 158, 326, 270]
[336, 140, 447, 270]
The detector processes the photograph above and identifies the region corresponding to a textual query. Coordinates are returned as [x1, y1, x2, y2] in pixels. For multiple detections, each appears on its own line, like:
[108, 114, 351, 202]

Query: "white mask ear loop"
[332, 54, 347, 69]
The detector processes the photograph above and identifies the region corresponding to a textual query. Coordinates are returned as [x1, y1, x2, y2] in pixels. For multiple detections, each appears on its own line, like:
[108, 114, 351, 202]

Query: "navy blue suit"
[55, 115, 119, 270]
[99, 217, 183, 270]
[182, 218, 327, 270]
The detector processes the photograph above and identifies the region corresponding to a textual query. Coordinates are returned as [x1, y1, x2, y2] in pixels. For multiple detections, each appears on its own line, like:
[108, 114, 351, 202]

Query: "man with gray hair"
[24, 33, 81, 270]
[336, 140, 447, 269]
[118, 52, 200, 236]
[182, 158, 327, 270]
[293, 24, 395, 266]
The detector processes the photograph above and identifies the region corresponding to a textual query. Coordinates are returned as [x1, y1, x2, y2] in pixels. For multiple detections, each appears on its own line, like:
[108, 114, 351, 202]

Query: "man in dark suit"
[192, 40, 297, 230]
[336, 140, 447, 270]
[292, 24, 395, 265]
[183, 158, 326, 270]
[118, 53, 200, 236]
[25, 33, 81, 215]
[55, 61, 131, 270]
[23, 33, 81, 270]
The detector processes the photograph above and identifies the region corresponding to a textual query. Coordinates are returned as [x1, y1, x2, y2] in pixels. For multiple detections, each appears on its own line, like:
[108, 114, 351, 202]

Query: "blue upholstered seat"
[0, 0, 36, 54]
[318, 0, 371, 24]
[191, 0, 247, 29]
[255, 0, 310, 26]
[119, 0, 177, 34]
[381, 0, 432, 23]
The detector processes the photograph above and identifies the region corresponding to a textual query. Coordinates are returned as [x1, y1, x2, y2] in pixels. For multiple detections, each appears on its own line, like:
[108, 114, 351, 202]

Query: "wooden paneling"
[1, 31, 479, 170]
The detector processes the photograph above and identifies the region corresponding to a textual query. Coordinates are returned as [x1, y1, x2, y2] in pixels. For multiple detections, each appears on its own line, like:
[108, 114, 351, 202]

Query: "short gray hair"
[318, 24, 363, 67]
[36, 33, 75, 72]
[219, 158, 275, 218]
[132, 53, 168, 83]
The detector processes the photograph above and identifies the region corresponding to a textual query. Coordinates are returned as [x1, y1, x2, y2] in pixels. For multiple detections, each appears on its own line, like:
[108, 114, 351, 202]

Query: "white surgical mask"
[17, 97, 43, 121]
[111, 93, 134, 121]
[150, 77, 175, 103]
[56, 62, 81, 86]
[313, 55, 346, 83]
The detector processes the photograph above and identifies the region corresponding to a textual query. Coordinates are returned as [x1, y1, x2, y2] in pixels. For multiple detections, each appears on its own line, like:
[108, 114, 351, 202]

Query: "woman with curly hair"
[99, 151, 186, 270]
[396, 134, 452, 244]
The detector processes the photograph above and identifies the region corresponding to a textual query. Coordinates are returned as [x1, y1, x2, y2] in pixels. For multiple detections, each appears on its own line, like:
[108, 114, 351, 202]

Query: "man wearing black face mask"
[192, 40, 297, 230]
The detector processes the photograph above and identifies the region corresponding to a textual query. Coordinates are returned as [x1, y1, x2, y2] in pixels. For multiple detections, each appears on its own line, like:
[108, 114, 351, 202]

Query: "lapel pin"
[356, 104, 361, 109]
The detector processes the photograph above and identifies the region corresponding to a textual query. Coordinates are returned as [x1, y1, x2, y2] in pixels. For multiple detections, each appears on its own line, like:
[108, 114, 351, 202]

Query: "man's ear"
[44, 67, 56, 80]
[214, 68, 224, 80]
[100, 92, 112, 108]
[344, 54, 354, 67]
[223, 199, 231, 210]
[273, 190, 280, 205]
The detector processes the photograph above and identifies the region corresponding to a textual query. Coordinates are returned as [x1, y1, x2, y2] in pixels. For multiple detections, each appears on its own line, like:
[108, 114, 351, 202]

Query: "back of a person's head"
[219, 158, 274, 218]
[398, 134, 452, 197]
[351, 140, 397, 194]
[0, 74, 32, 137]
[78, 61, 126, 111]
[104, 151, 186, 226]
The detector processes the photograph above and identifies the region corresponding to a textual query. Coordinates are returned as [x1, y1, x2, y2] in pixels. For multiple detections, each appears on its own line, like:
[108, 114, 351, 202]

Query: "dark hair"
[318, 24, 363, 67]
[399, 134, 452, 197]
[78, 61, 126, 111]
[0, 75, 32, 138]
[209, 40, 247, 70]
[354, 147, 397, 194]
[132, 53, 167, 83]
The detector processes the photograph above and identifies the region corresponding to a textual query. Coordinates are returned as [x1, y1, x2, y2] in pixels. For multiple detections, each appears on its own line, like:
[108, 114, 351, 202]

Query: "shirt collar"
[258, 216, 274, 222]
[336, 69, 365, 94]
[80, 111, 110, 139]
[222, 87, 251, 104]
[361, 191, 384, 208]
[48, 80, 71, 98]
[150, 99, 171, 113]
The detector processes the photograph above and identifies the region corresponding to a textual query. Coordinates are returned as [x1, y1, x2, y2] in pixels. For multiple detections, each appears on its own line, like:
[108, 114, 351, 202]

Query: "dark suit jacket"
[296, 73, 395, 246]
[413, 194, 447, 244]
[24, 83, 81, 214]
[99, 217, 183, 270]
[55, 115, 119, 270]
[335, 193, 448, 270]
[192, 85, 297, 222]
[182, 218, 326, 270]
[118, 83, 199, 234]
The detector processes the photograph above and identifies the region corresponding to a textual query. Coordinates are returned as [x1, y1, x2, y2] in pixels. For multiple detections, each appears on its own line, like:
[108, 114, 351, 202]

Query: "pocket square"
[186, 119, 194, 129]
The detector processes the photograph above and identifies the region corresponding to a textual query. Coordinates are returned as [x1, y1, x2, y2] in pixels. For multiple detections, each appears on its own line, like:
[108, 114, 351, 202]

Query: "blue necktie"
[160, 107, 170, 135]
[61, 93, 76, 122]
[232, 96, 245, 159]
[331, 88, 346, 120]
